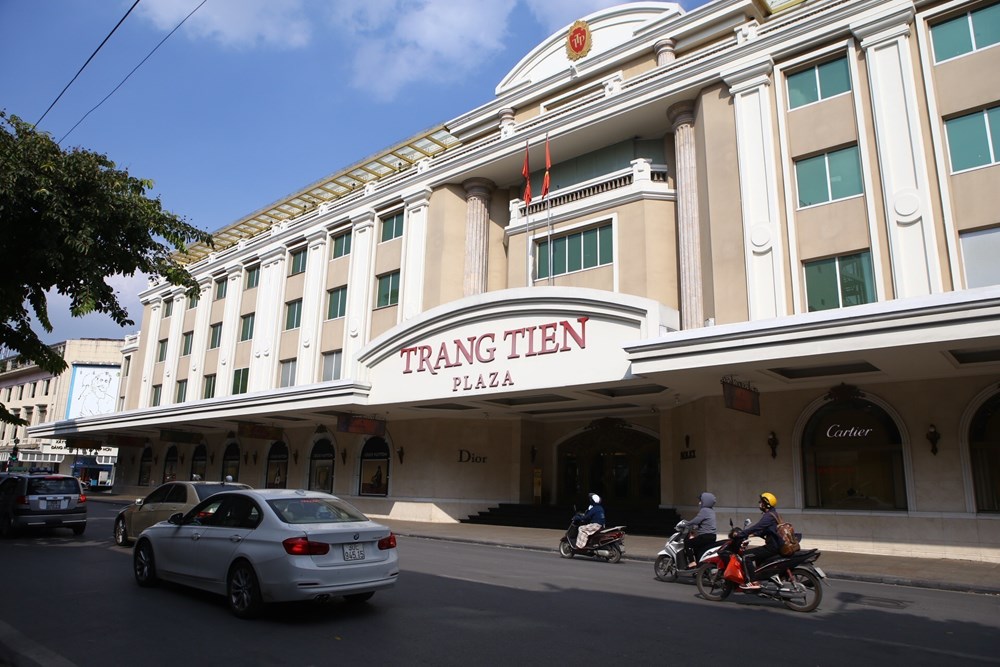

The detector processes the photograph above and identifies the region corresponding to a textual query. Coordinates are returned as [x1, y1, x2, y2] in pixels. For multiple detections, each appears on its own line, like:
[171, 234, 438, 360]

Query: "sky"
[1, 0, 705, 346]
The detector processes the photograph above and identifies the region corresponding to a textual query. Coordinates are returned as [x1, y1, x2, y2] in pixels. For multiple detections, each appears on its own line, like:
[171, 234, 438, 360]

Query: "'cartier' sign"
[826, 424, 874, 438]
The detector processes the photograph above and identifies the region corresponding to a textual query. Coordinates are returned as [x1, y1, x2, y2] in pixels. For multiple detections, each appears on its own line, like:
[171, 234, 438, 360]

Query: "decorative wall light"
[396, 446, 405, 464]
[209, 452, 215, 464]
[292, 450, 299, 464]
[926, 424, 940, 456]
[530, 445, 537, 464]
[179, 453, 185, 464]
[153, 455, 158, 465]
[252, 451, 258, 465]
[341, 448, 347, 465]
[243, 452, 248, 464]
[767, 432, 779, 459]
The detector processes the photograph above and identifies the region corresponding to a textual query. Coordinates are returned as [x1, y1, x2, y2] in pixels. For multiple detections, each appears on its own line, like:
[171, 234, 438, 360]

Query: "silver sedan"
[132, 488, 399, 618]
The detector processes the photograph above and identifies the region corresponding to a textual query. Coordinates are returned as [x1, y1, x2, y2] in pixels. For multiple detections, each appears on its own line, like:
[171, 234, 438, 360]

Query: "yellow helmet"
[760, 492, 778, 509]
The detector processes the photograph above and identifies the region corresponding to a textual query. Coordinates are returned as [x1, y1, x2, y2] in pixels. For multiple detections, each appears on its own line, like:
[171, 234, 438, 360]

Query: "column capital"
[462, 178, 495, 200]
[654, 38, 676, 66]
[722, 58, 773, 95]
[668, 101, 696, 130]
[851, 3, 913, 48]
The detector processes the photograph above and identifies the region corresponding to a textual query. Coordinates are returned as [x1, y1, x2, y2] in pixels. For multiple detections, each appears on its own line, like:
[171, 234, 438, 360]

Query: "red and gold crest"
[566, 20, 592, 61]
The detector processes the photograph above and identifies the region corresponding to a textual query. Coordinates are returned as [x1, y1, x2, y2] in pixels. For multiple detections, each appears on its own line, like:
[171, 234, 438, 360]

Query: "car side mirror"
[135, 498, 143, 506]
[168, 512, 184, 525]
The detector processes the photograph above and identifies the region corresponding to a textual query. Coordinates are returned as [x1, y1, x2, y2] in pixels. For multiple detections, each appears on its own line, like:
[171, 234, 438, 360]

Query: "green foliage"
[0, 111, 213, 424]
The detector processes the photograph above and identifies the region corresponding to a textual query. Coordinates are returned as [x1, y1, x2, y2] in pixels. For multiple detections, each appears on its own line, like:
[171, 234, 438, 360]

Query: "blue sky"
[2, 0, 703, 345]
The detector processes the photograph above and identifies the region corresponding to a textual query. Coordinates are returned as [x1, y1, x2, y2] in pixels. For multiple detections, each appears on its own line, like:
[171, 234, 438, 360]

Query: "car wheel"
[114, 518, 129, 546]
[228, 560, 264, 619]
[134, 540, 158, 588]
[72, 523, 86, 536]
[345, 592, 375, 604]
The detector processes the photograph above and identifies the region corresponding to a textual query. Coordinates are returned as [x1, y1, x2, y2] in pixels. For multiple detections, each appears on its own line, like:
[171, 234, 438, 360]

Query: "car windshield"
[27, 478, 80, 495]
[268, 497, 368, 524]
[193, 483, 249, 501]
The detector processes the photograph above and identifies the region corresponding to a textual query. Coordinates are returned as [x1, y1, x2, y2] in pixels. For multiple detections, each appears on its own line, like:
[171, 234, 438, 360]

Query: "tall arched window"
[137, 447, 152, 486]
[222, 442, 240, 482]
[309, 439, 335, 493]
[266, 441, 288, 489]
[162, 446, 178, 484]
[359, 437, 390, 497]
[802, 394, 906, 510]
[969, 392, 1000, 513]
[191, 444, 208, 480]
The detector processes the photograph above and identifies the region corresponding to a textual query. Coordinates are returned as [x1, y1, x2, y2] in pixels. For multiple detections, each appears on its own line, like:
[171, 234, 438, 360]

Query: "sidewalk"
[87, 495, 1000, 595]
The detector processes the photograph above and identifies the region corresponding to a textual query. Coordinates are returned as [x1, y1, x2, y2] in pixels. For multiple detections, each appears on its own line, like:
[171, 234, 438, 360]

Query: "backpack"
[774, 512, 800, 556]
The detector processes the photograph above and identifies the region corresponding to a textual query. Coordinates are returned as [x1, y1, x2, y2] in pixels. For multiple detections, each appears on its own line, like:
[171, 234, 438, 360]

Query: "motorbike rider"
[732, 492, 782, 590]
[684, 491, 717, 567]
[575, 493, 606, 549]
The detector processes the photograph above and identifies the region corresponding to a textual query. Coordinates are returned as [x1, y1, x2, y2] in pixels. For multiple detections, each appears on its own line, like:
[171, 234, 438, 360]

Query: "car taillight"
[78, 494, 87, 503]
[282, 536, 330, 555]
[14, 495, 28, 507]
[378, 533, 397, 550]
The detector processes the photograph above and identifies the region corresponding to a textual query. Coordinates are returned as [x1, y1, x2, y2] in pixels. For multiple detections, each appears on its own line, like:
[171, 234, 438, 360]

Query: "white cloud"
[37, 273, 149, 345]
[137, 0, 313, 50]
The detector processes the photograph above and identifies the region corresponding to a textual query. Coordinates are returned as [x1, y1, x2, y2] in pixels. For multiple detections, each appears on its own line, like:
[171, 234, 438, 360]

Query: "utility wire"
[59, 0, 209, 144]
[35, 0, 142, 129]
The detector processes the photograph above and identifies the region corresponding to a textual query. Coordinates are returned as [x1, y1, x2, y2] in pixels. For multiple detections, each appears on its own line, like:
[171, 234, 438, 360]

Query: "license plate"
[343, 543, 365, 561]
[41, 498, 64, 510]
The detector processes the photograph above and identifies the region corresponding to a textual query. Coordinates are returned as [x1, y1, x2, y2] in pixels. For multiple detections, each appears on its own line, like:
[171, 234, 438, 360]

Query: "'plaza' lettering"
[400, 317, 588, 375]
[452, 371, 515, 391]
[826, 424, 874, 438]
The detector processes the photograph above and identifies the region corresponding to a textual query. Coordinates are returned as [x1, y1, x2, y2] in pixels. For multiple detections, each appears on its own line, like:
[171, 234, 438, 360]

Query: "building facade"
[3, 339, 122, 484]
[31, 0, 1000, 561]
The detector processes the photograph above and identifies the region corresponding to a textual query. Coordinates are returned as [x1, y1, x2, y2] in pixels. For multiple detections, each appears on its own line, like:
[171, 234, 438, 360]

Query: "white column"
[297, 231, 329, 384]
[249, 247, 286, 392]
[217, 265, 244, 396]
[852, 4, 941, 297]
[462, 179, 494, 297]
[401, 187, 431, 321]
[161, 292, 187, 404]
[138, 299, 162, 407]
[723, 58, 787, 320]
[654, 38, 676, 66]
[186, 280, 213, 401]
[343, 209, 376, 382]
[668, 101, 705, 330]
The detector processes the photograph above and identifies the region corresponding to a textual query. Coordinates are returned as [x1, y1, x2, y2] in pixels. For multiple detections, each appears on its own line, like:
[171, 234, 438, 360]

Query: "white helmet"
[589, 493, 601, 505]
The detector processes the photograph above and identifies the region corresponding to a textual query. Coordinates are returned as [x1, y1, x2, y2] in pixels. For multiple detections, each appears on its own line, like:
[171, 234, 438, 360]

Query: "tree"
[0, 111, 213, 425]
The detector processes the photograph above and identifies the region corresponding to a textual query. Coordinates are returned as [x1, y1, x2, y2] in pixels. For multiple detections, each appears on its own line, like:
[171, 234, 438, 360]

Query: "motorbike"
[558, 513, 627, 563]
[694, 520, 826, 612]
[653, 520, 727, 582]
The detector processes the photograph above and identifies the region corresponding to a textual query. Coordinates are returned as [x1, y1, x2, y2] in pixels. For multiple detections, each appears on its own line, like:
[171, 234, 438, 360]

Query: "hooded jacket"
[687, 492, 717, 537]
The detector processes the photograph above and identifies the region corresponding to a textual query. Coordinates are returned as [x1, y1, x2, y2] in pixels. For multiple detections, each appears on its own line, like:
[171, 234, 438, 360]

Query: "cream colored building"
[31, 0, 1000, 561]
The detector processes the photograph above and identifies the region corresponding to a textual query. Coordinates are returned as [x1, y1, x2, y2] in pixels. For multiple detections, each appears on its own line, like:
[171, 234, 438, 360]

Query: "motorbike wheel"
[654, 554, 678, 582]
[782, 567, 823, 613]
[558, 540, 575, 558]
[695, 563, 732, 601]
[605, 544, 623, 564]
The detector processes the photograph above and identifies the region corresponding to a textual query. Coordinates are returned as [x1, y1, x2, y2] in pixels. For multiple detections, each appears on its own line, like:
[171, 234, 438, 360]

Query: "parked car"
[132, 489, 399, 618]
[114, 479, 251, 546]
[0, 473, 87, 537]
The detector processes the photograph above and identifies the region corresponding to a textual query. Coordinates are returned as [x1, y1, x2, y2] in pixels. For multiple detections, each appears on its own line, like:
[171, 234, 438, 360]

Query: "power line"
[35, 0, 142, 129]
[59, 0, 209, 145]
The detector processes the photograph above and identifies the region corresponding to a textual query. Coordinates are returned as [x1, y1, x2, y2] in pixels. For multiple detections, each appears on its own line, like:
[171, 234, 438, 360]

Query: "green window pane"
[582, 228, 599, 268]
[567, 233, 582, 272]
[787, 68, 819, 109]
[932, 14, 973, 61]
[598, 225, 613, 265]
[988, 107, 1000, 160]
[838, 252, 875, 306]
[973, 3, 1000, 49]
[805, 257, 840, 311]
[796, 154, 829, 207]
[536, 240, 549, 279]
[828, 146, 863, 200]
[818, 57, 850, 98]
[552, 236, 567, 276]
[946, 113, 990, 171]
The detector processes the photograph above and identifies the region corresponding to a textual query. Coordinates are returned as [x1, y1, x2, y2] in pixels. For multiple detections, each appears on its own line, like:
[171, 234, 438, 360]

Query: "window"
[30, 382, 36, 398]
[931, 3, 1000, 62]
[245, 265, 260, 289]
[787, 56, 851, 109]
[376, 271, 400, 308]
[279, 359, 297, 388]
[43, 379, 51, 395]
[285, 299, 303, 330]
[203, 374, 217, 399]
[156, 339, 168, 362]
[322, 350, 343, 381]
[805, 251, 876, 311]
[240, 314, 255, 342]
[961, 226, 1000, 288]
[175, 379, 188, 403]
[380, 211, 404, 242]
[122, 356, 131, 378]
[209, 323, 222, 349]
[309, 440, 335, 493]
[232, 368, 249, 395]
[151, 385, 162, 407]
[289, 248, 307, 275]
[537, 223, 613, 280]
[332, 231, 352, 258]
[214, 277, 227, 300]
[181, 331, 193, 356]
[969, 391, 1000, 512]
[188, 292, 199, 309]
[163, 299, 173, 318]
[795, 145, 863, 208]
[945, 106, 1000, 172]
[327, 286, 348, 319]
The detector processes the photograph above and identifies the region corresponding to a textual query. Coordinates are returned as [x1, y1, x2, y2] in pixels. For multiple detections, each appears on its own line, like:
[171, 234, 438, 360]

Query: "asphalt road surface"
[1, 503, 997, 666]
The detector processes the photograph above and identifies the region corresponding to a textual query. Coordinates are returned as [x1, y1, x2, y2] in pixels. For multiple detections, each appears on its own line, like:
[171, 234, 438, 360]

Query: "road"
[0, 503, 997, 666]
